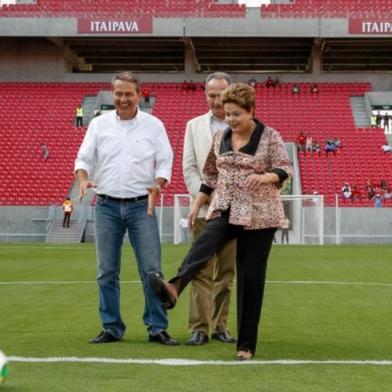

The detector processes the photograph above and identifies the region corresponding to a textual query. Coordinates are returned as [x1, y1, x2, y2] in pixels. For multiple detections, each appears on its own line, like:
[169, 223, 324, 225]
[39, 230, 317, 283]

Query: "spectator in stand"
[333, 137, 341, 153]
[370, 112, 377, 128]
[366, 179, 375, 200]
[142, 88, 151, 107]
[305, 133, 313, 153]
[181, 80, 190, 91]
[325, 139, 336, 156]
[312, 140, 321, 156]
[76, 105, 84, 127]
[380, 179, 388, 191]
[40, 143, 49, 160]
[310, 83, 319, 94]
[189, 80, 197, 92]
[373, 192, 383, 208]
[384, 112, 391, 134]
[382, 144, 392, 153]
[341, 182, 353, 202]
[62, 196, 73, 228]
[292, 84, 300, 94]
[351, 184, 360, 201]
[273, 77, 280, 88]
[248, 78, 257, 88]
[296, 131, 306, 152]
[376, 111, 383, 128]
[382, 189, 392, 200]
[265, 76, 273, 88]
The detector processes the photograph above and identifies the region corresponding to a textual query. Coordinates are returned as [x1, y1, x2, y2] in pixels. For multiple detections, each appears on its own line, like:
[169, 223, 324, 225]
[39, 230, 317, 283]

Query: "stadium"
[0, 0, 391, 390]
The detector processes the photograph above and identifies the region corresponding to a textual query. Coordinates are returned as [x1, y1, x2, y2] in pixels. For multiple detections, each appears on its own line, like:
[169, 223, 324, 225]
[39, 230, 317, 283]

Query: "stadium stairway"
[82, 95, 98, 126]
[350, 97, 370, 128]
[46, 218, 82, 243]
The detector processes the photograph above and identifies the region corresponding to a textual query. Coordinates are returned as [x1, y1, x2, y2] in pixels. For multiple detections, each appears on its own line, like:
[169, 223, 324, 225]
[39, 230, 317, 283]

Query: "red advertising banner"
[349, 19, 392, 34]
[78, 18, 153, 34]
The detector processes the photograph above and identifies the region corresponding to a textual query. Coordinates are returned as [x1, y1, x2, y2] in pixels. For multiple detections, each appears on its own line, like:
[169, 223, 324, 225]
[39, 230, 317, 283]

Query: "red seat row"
[0, 0, 245, 18]
[261, 0, 392, 18]
[1, 81, 390, 208]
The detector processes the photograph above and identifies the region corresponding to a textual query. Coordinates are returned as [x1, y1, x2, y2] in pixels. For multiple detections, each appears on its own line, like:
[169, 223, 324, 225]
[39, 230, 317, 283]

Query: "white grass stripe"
[1, 280, 392, 287]
[8, 356, 392, 366]
[0, 281, 140, 285]
[268, 280, 392, 288]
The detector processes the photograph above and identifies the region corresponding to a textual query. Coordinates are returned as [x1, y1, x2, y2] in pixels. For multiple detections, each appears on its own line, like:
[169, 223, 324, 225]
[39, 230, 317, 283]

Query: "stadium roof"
[56, 36, 392, 73]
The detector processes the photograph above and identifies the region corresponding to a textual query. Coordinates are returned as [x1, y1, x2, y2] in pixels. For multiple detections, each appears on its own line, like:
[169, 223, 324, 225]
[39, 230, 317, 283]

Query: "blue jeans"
[95, 196, 168, 338]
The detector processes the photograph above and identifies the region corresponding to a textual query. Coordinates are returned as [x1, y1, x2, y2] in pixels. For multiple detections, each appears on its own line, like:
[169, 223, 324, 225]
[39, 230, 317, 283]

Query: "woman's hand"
[244, 173, 272, 191]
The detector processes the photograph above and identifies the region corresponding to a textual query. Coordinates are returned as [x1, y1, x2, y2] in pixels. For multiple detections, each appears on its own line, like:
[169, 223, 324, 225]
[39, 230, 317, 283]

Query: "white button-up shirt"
[209, 111, 228, 137]
[74, 109, 173, 198]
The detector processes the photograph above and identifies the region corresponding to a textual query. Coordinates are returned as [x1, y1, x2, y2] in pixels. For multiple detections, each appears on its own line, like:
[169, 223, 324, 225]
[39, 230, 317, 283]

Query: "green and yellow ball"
[0, 351, 8, 385]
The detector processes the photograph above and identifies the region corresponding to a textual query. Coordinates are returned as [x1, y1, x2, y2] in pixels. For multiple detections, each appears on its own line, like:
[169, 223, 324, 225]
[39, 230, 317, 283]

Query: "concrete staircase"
[46, 217, 83, 243]
[46, 181, 95, 243]
[82, 95, 98, 126]
[350, 97, 370, 128]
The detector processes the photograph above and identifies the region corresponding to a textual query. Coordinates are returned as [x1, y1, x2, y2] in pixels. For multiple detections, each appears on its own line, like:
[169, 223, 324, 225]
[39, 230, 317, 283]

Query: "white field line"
[1, 280, 392, 287]
[8, 356, 392, 366]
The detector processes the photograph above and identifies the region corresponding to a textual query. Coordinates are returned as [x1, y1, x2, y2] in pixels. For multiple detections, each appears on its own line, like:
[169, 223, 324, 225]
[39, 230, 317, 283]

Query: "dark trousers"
[63, 212, 71, 227]
[171, 211, 276, 354]
[76, 116, 83, 127]
[281, 229, 289, 244]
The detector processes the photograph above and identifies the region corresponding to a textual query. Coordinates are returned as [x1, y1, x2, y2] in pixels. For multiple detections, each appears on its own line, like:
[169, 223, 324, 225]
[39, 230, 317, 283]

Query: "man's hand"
[79, 180, 97, 201]
[188, 205, 200, 231]
[146, 185, 161, 216]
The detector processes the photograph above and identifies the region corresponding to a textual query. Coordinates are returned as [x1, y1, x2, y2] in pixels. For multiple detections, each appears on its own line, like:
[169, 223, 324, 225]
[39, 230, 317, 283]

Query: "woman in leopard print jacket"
[149, 83, 293, 361]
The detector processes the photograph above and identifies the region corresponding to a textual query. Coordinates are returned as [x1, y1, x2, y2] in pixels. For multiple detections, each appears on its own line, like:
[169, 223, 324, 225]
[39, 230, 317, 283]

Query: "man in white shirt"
[179, 215, 189, 243]
[182, 72, 236, 346]
[75, 71, 178, 346]
[382, 144, 392, 153]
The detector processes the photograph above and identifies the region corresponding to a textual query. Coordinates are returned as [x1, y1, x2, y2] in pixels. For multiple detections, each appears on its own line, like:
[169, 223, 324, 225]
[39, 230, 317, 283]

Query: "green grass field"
[1, 243, 392, 391]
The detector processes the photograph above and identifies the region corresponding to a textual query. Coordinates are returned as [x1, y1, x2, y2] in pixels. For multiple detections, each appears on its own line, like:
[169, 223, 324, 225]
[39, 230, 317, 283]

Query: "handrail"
[46, 204, 57, 233]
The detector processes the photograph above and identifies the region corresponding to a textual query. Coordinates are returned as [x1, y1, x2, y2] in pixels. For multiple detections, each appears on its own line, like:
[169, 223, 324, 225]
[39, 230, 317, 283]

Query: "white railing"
[46, 204, 57, 233]
[172, 193, 324, 245]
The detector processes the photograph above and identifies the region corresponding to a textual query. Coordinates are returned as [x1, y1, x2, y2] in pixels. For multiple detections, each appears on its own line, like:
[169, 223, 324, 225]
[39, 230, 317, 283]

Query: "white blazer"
[182, 112, 216, 218]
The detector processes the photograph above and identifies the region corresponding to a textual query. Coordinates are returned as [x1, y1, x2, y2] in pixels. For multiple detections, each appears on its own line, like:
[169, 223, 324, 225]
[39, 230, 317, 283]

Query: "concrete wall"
[0, 38, 67, 81]
[1, 10, 391, 38]
[367, 92, 392, 107]
[1, 205, 392, 244]
[1, 10, 392, 87]
[0, 206, 48, 242]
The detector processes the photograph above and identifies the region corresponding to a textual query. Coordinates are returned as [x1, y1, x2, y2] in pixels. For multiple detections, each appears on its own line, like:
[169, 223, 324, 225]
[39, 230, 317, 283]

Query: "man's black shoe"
[148, 331, 179, 346]
[211, 330, 236, 343]
[186, 331, 208, 346]
[89, 330, 121, 344]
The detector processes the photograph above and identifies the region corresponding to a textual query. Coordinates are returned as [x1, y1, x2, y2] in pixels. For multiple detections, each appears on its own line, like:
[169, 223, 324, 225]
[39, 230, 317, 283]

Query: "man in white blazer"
[182, 72, 236, 346]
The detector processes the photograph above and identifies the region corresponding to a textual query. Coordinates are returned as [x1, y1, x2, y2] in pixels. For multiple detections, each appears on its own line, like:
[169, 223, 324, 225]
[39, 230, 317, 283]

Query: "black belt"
[97, 194, 148, 202]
